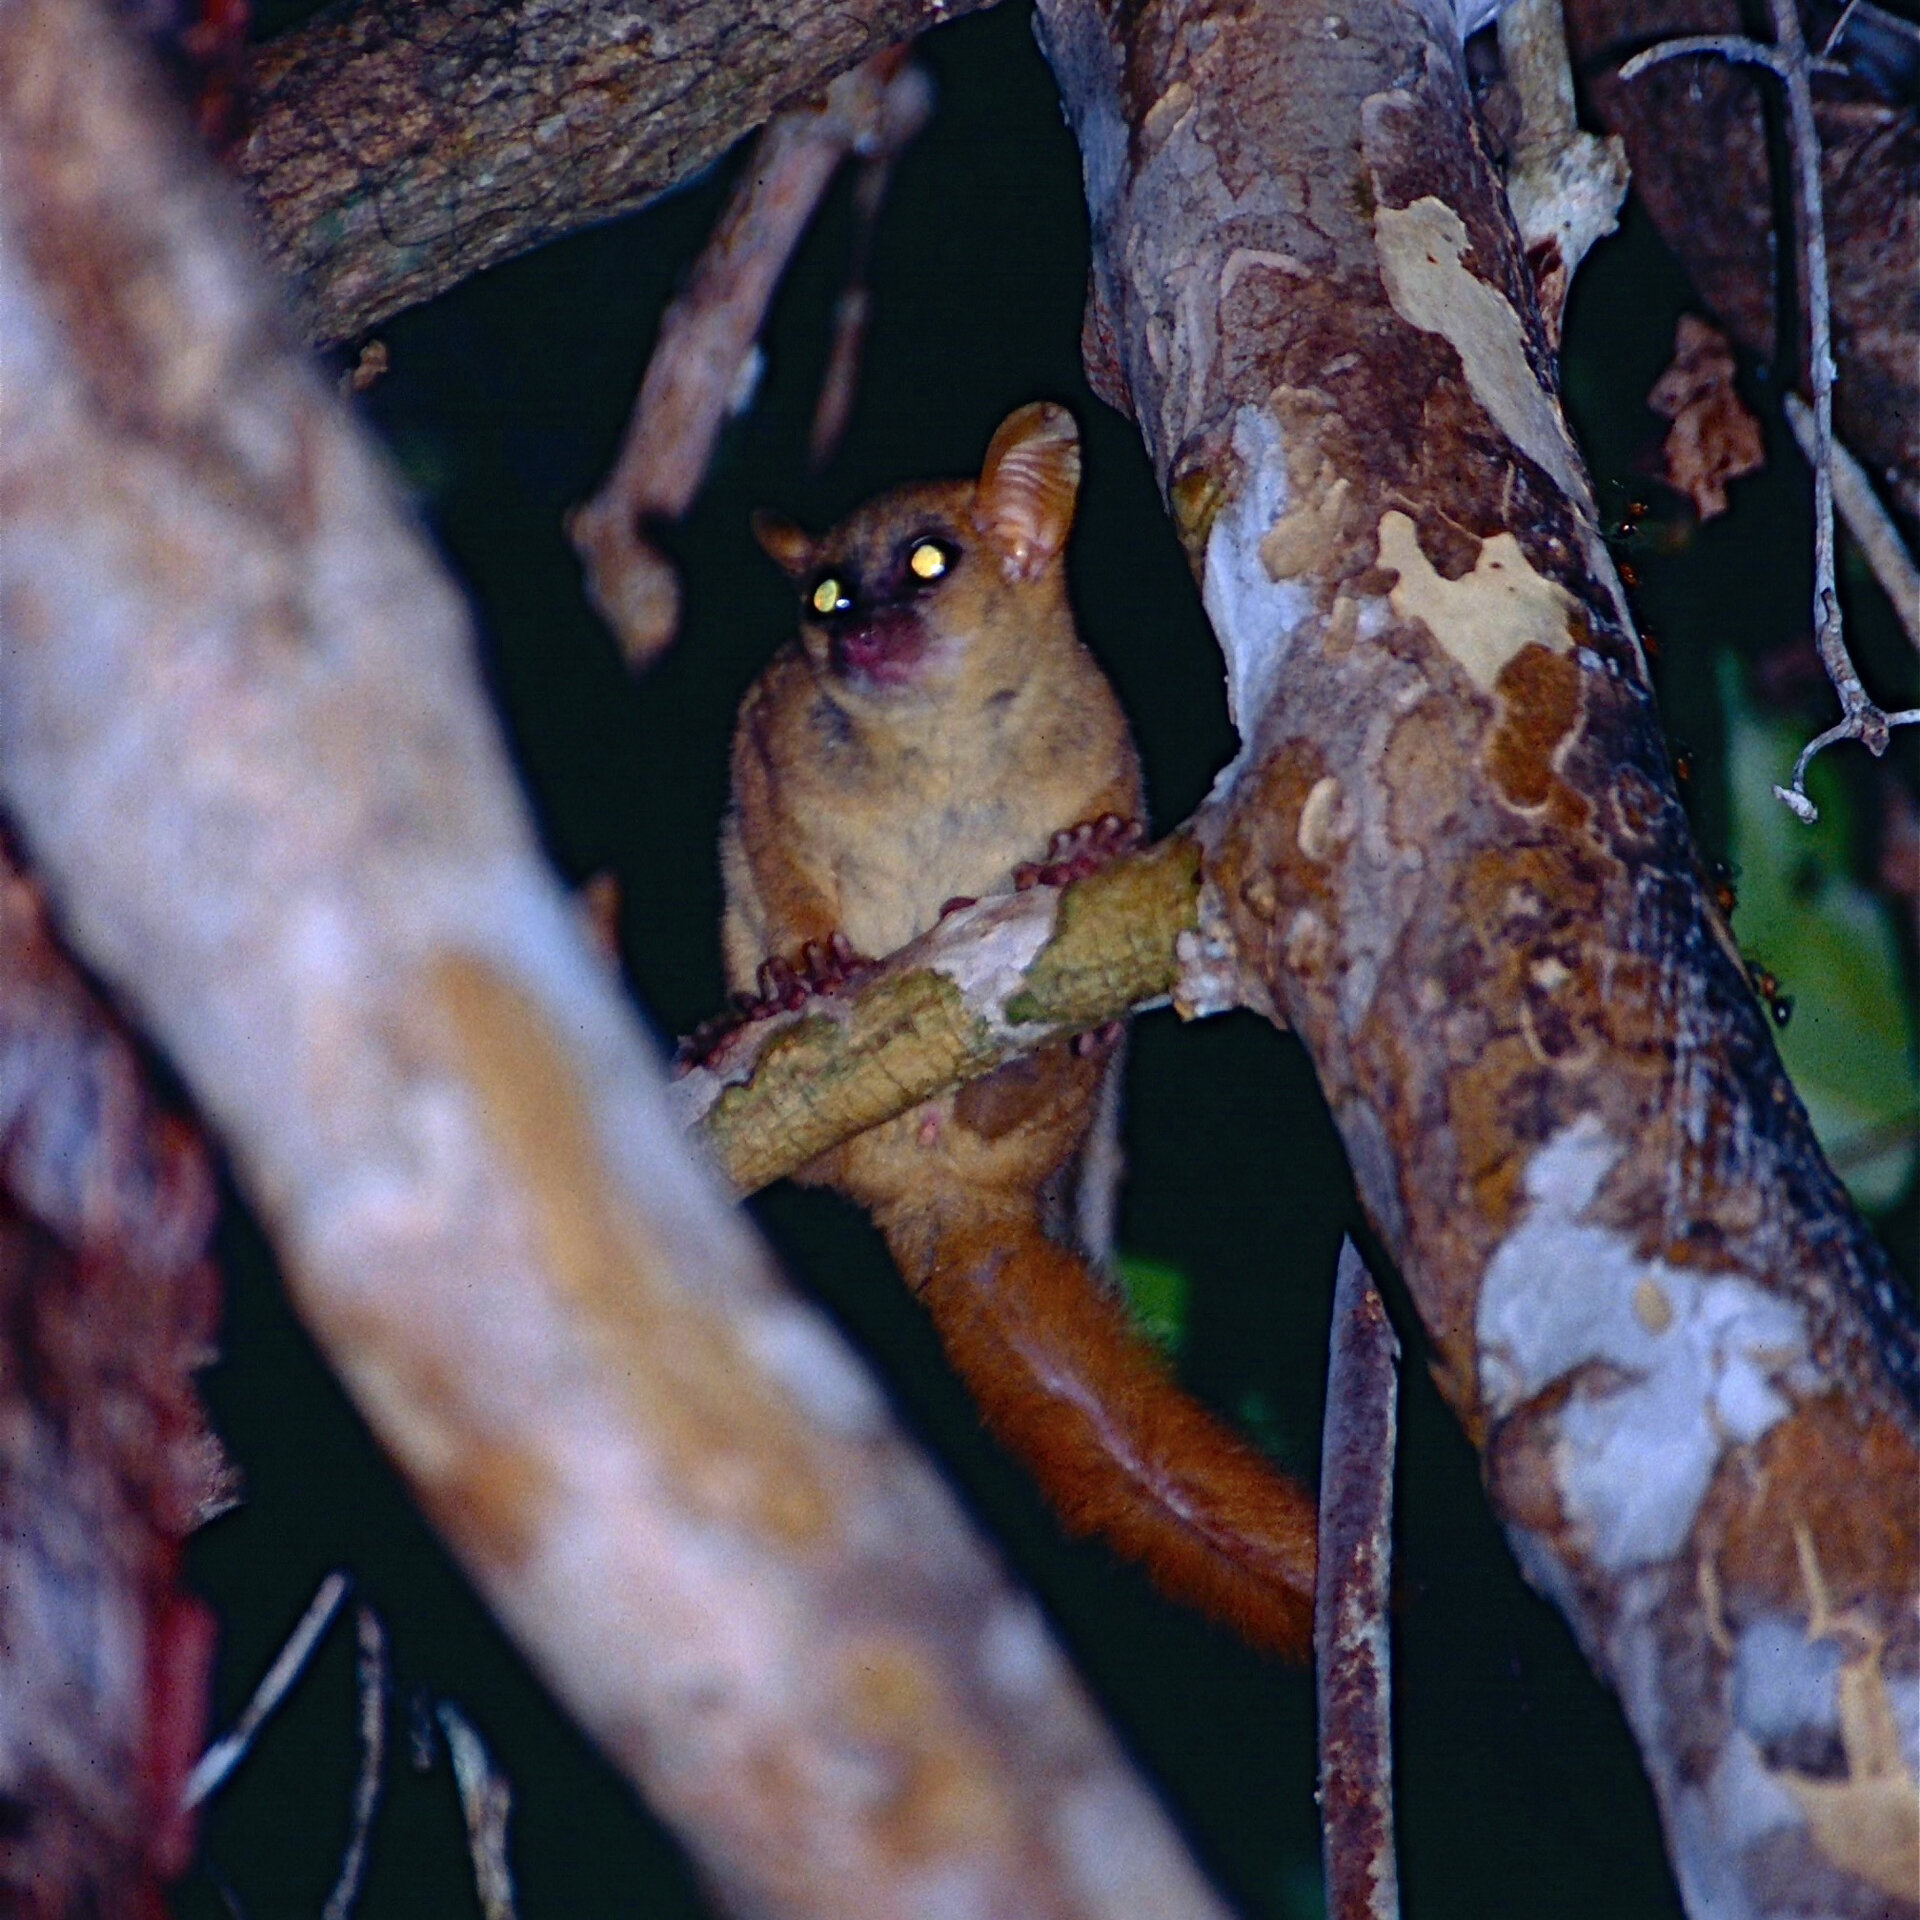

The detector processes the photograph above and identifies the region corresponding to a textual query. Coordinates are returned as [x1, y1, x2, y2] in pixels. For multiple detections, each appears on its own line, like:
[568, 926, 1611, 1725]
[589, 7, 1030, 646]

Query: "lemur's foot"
[1072, 1020, 1127, 1060]
[1013, 814, 1145, 892]
[675, 932, 874, 1071]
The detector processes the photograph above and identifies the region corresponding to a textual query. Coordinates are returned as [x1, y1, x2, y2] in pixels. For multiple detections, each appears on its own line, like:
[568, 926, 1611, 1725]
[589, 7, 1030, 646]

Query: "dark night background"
[180, 6, 1917, 1915]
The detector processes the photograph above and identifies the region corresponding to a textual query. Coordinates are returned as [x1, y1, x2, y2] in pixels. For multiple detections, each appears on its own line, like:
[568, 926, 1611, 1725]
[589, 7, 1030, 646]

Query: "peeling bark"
[0, 3, 1234, 1913]
[236, 0, 996, 346]
[1034, 0, 1920, 1911]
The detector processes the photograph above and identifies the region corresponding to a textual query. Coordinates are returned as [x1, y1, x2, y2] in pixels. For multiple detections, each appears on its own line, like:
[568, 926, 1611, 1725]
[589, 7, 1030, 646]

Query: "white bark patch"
[1172, 923, 1243, 1021]
[1479, 1119, 1810, 1569]
[1505, 140, 1629, 295]
[1734, 1617, 1844, 1746]
[1201, 405, 1316, 763]
[1376, 508, 1577, 692]
[1693, 1725, 1808, 1888]
[925, 891, 1060, 1037]
[1372, 195, 1592, 514]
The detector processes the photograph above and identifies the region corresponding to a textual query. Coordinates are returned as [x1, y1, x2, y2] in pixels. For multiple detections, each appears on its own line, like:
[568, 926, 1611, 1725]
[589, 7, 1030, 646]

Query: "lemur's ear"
[749, 511, 818, 580]
[972, 403, 1081, 583]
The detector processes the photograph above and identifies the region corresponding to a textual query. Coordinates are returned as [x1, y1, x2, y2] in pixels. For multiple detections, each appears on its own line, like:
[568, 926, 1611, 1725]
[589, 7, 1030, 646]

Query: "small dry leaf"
[578, 870, 623, 966]
[343, 338, 390, 396]
[1647, 315, 1765, 520]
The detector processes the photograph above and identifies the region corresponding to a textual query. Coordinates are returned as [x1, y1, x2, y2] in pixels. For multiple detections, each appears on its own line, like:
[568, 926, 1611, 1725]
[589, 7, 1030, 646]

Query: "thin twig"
[1314, 1240, 1402, 1920]
[1622, 5, 1918, 821]
[1784, 394, 1920, 657]
[805, 68, 933, 468]
[438, 1701, 520, 1920]
[567, 49, 930, 669]
[320, 1605, 390, 1920]
[809, 151, 887, 468]
[183, 1571, 352, 1809]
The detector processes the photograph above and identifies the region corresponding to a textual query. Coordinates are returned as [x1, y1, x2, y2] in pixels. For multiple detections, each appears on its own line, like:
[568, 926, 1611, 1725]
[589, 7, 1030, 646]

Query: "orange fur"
[907, 1203, 1317, 1657]
[724, 404, 1316, 1655]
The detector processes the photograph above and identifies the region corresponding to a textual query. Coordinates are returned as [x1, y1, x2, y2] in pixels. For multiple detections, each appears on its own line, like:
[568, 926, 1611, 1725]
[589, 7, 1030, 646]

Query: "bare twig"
[1622, 2, 1919, 821]
[1314, 1241, 1401, 1920]
[321, 1605, 390, 1920]
[808, 82, 932, 468]
[438, 1702, 520, 1920]
[1784, 393, 1920, 657]
[567, 50, 932, 669]
[185, 1572, 352, 1809]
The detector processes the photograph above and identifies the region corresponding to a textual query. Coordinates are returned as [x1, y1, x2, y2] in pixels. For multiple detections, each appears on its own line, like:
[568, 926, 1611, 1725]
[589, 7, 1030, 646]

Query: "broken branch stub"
[1035, 0, 1919, 1911]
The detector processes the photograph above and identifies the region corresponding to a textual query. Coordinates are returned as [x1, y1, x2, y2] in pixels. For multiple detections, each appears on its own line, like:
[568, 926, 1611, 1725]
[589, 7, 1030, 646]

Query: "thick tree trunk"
[1033, 0, 1919, 1913]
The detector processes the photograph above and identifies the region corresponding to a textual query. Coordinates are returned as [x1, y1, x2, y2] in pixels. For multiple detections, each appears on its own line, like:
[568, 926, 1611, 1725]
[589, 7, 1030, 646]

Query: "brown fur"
[722, 404, 1316, 1656]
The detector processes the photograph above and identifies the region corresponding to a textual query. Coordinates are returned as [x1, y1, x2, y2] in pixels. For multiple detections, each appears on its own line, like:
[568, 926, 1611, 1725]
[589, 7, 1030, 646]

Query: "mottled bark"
[236, 0, 995, 345]
[1033, 0, 1919, 1912]
[0, 3, 1231, 1914]
[1565, 0, 1920, 527]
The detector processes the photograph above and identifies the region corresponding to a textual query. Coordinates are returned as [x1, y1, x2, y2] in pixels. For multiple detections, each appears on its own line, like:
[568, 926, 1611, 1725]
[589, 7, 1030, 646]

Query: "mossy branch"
[676, 834, 1213, 1194]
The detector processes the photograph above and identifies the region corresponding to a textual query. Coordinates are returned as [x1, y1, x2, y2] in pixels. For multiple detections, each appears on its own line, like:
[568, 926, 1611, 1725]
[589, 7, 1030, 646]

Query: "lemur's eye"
[907, 538, 955, 583]
[809, 575, 852, 617]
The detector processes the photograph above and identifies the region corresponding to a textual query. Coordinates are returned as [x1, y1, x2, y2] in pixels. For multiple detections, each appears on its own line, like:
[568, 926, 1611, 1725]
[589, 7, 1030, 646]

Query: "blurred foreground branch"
[0, 4, 1233, 1913]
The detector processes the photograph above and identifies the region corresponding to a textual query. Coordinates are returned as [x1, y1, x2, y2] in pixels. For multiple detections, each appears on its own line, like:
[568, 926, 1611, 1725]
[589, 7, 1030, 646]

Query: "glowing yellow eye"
[810, 577, 846, 616]
[909, 541, 948, 582]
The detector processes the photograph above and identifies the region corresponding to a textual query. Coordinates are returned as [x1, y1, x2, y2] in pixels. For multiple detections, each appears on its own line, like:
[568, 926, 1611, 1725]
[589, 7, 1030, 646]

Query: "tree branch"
[677, 834, 1214, 1194]
[0, 832, 224, 1914]
[1035, 0, 1920, 1911]
[1784, 391, 1920, 657]
[236, 0, 996, 346]
[0, 5, 1234, 1912]
[1496, 0, 1628, 346]
[1314, 1240, 1401, 1920]
[1623, 0, 1920, 821]
[1568, 0, 1920, 535]
[567, 46, 933, 668]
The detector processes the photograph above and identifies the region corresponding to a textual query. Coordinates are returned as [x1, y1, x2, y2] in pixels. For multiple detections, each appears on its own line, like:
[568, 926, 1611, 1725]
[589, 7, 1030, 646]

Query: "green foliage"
[1116, 1252, 1190, 1354]
[1723, 656, 1920, 1211]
